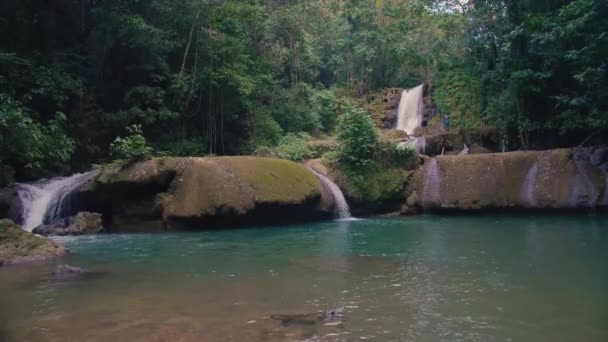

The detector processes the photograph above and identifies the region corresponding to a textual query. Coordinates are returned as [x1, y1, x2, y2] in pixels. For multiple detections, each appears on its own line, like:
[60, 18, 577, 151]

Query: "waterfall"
[458, 144, 469, 156]
[421, 158, 441, 207]
[520, 163, 538, 207]
[396, 84, 425, 135]
[398, 136, 426, 154]
[308, 167, 351, 219]
[568, 150, 599, 208]
[16, 171, 97, 231]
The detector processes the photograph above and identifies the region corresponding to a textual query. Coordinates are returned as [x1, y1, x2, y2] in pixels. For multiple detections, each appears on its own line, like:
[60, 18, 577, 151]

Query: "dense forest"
[1, 0, 606, 185]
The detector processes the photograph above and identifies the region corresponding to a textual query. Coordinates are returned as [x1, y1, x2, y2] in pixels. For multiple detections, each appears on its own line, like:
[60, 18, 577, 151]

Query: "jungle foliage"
[0, 0, 606, 184]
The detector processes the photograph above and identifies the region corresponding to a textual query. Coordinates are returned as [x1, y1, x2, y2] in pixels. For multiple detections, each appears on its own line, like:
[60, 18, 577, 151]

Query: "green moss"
[218, 157, 321, 204]
[0, 219, 66, 265]
[332, 166, 412, 204]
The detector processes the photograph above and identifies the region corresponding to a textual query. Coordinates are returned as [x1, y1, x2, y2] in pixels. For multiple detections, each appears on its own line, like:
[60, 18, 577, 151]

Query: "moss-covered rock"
[0, 219, 67, 266]
[415, 148, 607, 211]
[83, 157, 334, 231]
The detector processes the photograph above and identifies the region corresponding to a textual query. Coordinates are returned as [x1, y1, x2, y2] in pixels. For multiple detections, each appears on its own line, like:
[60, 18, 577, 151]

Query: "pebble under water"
[1, 215, 607, 341]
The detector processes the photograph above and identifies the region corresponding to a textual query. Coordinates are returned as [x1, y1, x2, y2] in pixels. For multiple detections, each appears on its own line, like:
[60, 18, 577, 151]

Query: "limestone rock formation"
[0, 219, 66, 266]
[32, 212, 103, 236]
[415, 148, 607, 211]
[82, 157, 335, 231]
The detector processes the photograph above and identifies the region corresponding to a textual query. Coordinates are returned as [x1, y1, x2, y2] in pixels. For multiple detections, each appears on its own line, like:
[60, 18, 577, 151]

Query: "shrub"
[159, 136, 206, 157]
[273, 133, 314, 162]
[110, 124, 154, 161]
[434, 69, 483, 128]
[244, 109, 283, 154]
[335, 100, 379, 170]
[0, 95, 75, 178]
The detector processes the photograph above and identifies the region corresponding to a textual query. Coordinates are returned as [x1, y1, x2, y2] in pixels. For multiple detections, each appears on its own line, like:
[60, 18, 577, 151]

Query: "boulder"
[415, 148, 607, 211]
[83, 157, 335, 231]
[32, 212, 103, 236]
[0, 219, 66, 266]
[0, 188, 21, 222]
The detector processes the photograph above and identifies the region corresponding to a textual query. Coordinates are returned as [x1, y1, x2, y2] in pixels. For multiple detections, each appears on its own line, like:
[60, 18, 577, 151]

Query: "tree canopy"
[0, 0, 606, 184]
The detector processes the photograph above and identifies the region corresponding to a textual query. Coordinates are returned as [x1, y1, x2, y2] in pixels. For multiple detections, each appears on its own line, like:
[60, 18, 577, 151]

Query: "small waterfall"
[398, 136, 426, 154]
[16, 171, 97, 231]
[568, 150, 599, 208]
[396, 84, 425, 135]
[421, 158, 441, 207]
[458, 144, 469, 156]
[308, 167, 351, 219]
[520, 163, 539, 207]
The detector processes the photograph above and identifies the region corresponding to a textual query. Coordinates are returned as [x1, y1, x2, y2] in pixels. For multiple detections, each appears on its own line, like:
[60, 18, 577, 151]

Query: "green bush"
[273, 133, 314, 162]
[159, 136, 206, 157]
[244, 109, 283, 154]
[110, 124, 154, 161]
[334, 100, 379, 170]
[378, 141, 419, 169]
[0, 95, 75, 179]
[434, 70, 483, 128]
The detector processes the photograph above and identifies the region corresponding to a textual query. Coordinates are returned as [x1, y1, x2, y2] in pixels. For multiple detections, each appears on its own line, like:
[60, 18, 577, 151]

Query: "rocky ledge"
[33, 212, 103, 236]
[0, 219, 67, 266]
[80, 157, 335, 232]
[412, 147, 608, 211]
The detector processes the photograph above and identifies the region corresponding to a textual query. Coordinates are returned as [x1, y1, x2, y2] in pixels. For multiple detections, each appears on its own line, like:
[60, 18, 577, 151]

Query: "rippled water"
[1, 216, 607, 341]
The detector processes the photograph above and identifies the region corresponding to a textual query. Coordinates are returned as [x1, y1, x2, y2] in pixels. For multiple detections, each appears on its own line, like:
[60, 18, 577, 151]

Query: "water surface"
[1, 215, 607, 341]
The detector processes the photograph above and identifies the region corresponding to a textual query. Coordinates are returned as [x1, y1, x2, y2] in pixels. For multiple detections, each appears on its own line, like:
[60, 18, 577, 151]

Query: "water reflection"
[0, 215, 607, 341]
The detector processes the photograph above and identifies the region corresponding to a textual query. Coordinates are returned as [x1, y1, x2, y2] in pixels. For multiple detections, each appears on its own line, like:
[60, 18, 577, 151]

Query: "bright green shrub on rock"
[273, 133, 314, 162]
[335, 100, 379, 170]
[110, 124, 154, 162]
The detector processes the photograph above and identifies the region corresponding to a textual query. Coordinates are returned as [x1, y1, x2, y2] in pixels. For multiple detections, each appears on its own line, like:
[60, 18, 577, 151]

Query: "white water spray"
[520, 163, 538, 207]
[16, 171, 97, 231]
[396, 84, 425, 135]
[308, 167, 351, 219]
[421, 158, 441, 207]
[568, 151, 599, 208]
[458, 144, 469, 156]
[399, 136, 426, 154]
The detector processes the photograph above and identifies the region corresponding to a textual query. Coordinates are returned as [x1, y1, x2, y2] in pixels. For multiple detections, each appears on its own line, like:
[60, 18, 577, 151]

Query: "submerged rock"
[54, 264, 90, 276]
[271, 307, 345, 327]
[0, 219, 66, 266]
[33, 212, 103, 236]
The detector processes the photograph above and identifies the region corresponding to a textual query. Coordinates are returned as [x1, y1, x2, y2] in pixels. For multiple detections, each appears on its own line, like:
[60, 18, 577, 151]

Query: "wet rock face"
[415, 148, 607, 211]
[0, 219, 66, 266]
[32, 212, 103, 236]
[381, 88, 403, 129]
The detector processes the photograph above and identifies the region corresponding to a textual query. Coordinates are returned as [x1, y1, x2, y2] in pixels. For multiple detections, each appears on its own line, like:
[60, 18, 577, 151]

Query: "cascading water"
[421, 158, 441, 207]
[16, 171, 97, 231]
[520, 163, 539, 207]
[398, 136, 426, 154]
[458, 144, 469, 156]
[307, 167, 351, 219]
[396, 84, 424, 135]
[568, 150, 599, 208]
